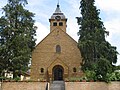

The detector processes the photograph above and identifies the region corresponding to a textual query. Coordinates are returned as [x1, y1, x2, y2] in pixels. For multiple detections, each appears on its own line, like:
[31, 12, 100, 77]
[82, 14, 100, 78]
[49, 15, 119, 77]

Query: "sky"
[0, 0, 120, 66]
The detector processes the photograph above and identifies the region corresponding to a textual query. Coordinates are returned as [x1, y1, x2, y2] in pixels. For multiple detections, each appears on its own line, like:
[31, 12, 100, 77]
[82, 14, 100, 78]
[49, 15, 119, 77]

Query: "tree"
[0, 0, 37, 78]
[77, 0, 118, 75]
[96, 58, 113, 81]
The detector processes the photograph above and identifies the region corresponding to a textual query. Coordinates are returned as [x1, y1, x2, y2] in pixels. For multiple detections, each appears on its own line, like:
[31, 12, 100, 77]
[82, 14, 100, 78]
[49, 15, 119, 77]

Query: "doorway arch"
[53, 65, 64, 81]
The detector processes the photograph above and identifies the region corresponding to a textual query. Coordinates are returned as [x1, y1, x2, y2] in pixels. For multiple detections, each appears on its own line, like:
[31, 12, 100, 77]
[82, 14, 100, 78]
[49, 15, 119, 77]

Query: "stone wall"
[0, 81, 120, 90]
[1, 81, 47, 90]
[65, 82, 120, 90]
[0, 82, 1, 90]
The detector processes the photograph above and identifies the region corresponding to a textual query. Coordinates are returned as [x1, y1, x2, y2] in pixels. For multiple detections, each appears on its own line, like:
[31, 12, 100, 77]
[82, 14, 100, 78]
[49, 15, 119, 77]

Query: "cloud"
[105, 19, 120, 36]
[105, 19, 120, 45]
[95, 0, 120, 12]
[64, 0, 80, 16]
[104, 19, 120, 65]
[35, 22, 49, 44]
[26, 0, 45, 6]
[65, 0, 79, 10]
[67, 19, 79, 42]
[0, 0, 7, 13]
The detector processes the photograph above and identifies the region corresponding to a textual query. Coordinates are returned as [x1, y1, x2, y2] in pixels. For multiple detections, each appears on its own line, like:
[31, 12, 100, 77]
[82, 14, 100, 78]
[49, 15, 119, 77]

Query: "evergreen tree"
[77, 0, 118, 77]
[0, 0, 37, 78]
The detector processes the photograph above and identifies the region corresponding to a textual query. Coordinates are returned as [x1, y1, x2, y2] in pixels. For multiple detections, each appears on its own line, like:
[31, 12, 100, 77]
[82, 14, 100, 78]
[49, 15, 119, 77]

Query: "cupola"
[49, 3, 67, 32]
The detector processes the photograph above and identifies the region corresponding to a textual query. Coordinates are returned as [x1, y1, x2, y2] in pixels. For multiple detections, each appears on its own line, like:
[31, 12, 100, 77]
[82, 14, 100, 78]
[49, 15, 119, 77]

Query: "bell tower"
[49, 3, 67, 32]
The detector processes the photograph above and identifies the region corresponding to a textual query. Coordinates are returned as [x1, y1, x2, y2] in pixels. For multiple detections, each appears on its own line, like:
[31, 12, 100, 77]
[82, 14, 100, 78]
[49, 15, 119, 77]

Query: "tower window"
[53, 22, 57, 26]
[59, 22, 63, 26]
[73, 67, 76, 72]
[40, 68, 44, 73]
[56, 45, 61, 53]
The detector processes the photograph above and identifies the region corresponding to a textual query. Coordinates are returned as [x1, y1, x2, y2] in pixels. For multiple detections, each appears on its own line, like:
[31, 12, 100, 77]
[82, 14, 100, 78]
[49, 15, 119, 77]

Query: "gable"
[35, 27, 78, 50]
[32, 27, 82, 69]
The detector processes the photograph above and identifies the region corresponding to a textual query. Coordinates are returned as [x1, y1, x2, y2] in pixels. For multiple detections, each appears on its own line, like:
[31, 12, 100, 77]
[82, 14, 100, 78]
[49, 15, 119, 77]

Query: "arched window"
[40, 68, 44, 73]
[56, 45, 61, 53]
[73, 67, 76, 72]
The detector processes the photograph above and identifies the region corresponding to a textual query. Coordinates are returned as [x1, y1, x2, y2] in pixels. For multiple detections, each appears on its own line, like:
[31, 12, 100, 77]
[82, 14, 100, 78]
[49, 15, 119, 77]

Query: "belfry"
[31, 3, 83, 81]
[49, 3, 67, 32]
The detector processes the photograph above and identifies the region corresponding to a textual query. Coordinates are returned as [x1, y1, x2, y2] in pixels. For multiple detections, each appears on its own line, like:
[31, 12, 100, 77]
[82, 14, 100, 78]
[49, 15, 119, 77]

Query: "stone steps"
[50, 81, 65, 90]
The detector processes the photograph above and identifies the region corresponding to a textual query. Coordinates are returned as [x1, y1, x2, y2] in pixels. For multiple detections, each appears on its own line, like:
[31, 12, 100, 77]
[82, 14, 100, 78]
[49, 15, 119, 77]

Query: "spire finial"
[58, 0, 59, 5]
[57, 0, 59, 7]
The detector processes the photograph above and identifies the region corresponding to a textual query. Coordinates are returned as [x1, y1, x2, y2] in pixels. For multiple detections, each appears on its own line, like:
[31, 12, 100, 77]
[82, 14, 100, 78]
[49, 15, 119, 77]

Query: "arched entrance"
[53, 65, 64, 81]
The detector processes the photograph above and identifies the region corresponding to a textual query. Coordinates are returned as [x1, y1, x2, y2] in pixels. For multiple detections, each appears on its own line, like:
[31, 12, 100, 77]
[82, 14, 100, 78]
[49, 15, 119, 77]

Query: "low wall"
[0, 82, 1, 90]
[65, 82, 120, 90]
[0, 81, 120, 90]
[1, 81, 47, 90]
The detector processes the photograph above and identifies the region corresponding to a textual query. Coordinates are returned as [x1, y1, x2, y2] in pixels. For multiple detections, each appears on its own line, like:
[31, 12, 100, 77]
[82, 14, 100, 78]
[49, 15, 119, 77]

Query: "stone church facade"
[31, 4, 83, 81]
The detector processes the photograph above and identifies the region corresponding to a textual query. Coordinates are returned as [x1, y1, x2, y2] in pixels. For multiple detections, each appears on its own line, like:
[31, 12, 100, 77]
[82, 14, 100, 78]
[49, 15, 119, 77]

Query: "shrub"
[115, 71, 120, 81]
[85, 70, 96, 81]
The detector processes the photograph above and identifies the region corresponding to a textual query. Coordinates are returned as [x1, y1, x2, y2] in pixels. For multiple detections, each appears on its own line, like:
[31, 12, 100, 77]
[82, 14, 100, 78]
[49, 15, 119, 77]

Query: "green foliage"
[0, 0, 36, 78]
[85, 70, 96, 81]
[0, 76, 6, 81]
[14, 76, 20, 81]
[94, 58, 113, 81]
[83, 58, 120, 82]
[105, 73, 117, 82]
[104, 71, 120, 82]
[68, 77, 82, 82]
[96, 58, 113, 76]
[77, 0, 118, 81]
[115, 71, 120, 80]
[115, 65, 120, 70]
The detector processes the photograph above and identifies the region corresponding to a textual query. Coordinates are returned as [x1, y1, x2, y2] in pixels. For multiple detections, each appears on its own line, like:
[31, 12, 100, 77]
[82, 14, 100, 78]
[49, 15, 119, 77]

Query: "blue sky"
[0, 0, 120, 65]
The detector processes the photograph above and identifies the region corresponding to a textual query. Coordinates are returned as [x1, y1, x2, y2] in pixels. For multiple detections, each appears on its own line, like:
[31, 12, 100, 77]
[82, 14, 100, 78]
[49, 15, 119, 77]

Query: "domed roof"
[50, 4, 66, 19]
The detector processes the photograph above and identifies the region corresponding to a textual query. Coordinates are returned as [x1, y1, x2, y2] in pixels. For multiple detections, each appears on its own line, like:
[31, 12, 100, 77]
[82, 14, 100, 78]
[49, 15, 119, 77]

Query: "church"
[31, 3, 83, 81]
